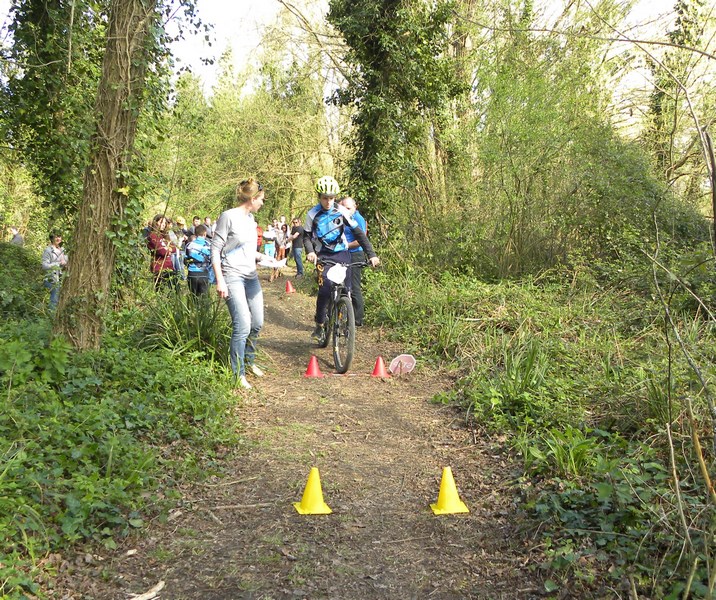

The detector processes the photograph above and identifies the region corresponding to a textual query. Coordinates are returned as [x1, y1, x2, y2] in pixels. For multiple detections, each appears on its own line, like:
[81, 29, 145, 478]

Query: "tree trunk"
[55, 0, 157, 349]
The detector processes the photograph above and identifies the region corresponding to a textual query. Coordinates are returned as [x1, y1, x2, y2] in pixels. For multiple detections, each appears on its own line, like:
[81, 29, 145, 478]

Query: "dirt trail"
[64, 272, 544, 599]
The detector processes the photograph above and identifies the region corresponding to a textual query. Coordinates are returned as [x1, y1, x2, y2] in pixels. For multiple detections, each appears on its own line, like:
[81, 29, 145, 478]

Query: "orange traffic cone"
[304, 355, 324, 378]
[371, 356, 389, 378]
[285, 280, 296, 293]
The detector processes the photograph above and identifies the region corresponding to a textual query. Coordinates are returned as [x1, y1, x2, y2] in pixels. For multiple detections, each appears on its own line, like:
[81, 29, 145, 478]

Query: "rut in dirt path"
[81, 274, 543, 600]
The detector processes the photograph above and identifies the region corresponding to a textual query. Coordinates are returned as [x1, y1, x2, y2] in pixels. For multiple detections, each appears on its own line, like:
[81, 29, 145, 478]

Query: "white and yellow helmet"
[315, 176, 340, 196]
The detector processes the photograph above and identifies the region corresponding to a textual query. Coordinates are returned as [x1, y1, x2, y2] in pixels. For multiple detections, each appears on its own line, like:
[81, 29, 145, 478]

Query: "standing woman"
[146, 214, 177, 291]
[271, 222, 289, 281]
[276, 224, 287, 262]
[281, 222, 292, 271]
[42, 232, 68, 310]
[212, 178, 269, 390]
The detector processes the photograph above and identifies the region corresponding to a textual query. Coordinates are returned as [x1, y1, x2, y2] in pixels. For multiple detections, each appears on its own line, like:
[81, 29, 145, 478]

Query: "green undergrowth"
[0, 243, 46, 320]
[0, 308, 239, 598]
[364, 260, 716, 598]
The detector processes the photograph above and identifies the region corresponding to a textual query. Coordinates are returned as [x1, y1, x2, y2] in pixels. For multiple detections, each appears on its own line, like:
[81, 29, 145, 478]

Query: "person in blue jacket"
[185, 224, 213, 295]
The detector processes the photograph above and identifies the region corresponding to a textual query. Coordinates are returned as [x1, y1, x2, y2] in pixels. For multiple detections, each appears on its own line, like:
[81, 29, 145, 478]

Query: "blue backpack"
[185, 240, 211, 272]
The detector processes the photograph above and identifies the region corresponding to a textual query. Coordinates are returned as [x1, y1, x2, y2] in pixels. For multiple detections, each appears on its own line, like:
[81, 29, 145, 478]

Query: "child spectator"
[185, 224, 213, 295]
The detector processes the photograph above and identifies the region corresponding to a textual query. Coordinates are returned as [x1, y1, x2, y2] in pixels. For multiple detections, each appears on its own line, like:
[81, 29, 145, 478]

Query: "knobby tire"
[332, 296, 355, 374]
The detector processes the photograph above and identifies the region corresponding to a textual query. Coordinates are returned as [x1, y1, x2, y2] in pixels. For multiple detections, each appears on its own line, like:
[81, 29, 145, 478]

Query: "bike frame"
[317, 259, 369, 373]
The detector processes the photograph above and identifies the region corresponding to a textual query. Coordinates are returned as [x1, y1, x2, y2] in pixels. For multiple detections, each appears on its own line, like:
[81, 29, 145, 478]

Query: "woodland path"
[62, 269, 545, 600]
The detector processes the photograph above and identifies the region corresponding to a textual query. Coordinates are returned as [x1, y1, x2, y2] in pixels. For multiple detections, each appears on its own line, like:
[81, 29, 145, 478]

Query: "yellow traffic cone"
[430, 467, 469, 515]
[293, 467, 332, 515]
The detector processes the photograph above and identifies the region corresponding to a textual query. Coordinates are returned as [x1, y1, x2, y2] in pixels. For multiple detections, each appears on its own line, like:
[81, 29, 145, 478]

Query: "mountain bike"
[315, 259, 368, 374]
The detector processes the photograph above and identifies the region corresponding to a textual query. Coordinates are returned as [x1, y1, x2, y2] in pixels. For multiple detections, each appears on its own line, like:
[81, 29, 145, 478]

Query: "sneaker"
[237, 375, 252, 390]
[249, 364, 264, 377]
[310, 323, 325, 341]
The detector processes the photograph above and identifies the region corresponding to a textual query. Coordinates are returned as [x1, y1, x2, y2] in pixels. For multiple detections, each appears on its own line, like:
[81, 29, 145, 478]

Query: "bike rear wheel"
[332, 296, 355, 374]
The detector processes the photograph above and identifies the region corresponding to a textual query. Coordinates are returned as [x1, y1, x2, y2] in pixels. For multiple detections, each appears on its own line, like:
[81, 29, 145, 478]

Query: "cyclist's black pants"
[350, 250, 365, 325]
[315, 250, 352, 325]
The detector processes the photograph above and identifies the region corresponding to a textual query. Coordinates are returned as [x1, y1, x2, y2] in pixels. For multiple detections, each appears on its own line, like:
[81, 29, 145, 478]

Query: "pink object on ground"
[388, 354, 416, 375]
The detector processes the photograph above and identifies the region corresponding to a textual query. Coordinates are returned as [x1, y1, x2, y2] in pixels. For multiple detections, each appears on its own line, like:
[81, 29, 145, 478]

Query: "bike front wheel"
[332, 296, 355, 374]
[317, 298, 332, 348]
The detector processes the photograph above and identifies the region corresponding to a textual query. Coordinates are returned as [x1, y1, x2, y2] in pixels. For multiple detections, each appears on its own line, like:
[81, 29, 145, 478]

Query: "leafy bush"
[523, 440, 714, 598]
[518, 425, 604, 479]
[0, 243, 45, 318]
[0, 318, 239, 597]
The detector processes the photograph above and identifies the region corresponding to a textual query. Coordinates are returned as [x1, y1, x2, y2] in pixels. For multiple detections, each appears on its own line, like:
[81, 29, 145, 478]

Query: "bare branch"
[276, 0, 353, 83]
[451, 9, 716, 62]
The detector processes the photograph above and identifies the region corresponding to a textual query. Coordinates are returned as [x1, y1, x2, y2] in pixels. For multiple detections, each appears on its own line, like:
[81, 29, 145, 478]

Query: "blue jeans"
[292, 247, 304, 276]
[44, 279, 60, 310]
[172, 251, 187, 280]
[225, 274, 264, 376]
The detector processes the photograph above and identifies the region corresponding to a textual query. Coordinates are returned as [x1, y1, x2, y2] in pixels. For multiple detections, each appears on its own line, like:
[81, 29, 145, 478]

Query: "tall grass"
[138, 289, 232, 366]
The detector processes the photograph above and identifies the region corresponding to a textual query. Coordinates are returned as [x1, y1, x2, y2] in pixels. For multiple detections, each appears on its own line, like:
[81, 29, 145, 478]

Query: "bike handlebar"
[318, 258, 375, 269]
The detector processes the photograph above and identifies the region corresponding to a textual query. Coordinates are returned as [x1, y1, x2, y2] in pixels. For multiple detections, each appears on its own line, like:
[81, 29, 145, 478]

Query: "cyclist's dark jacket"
[303, 203, 377, 259]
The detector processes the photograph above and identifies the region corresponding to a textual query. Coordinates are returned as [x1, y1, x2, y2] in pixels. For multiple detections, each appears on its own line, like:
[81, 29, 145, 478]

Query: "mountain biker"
[303, 176, 380, 340]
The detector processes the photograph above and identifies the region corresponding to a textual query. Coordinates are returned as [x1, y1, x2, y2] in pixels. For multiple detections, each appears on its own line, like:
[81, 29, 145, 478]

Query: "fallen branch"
[196, 476, 260, 487]
[212, 503, 273, 510]
[128, 581, 165, 600]
[199, 508, 223, 526]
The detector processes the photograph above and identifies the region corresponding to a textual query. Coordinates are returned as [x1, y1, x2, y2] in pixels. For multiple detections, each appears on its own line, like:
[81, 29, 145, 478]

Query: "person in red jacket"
[256, 224, 263, 252]
[146, 214, 177, 290]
